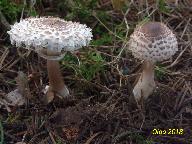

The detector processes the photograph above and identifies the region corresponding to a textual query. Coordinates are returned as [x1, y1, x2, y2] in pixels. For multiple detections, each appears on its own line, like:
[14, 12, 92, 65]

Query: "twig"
[181, 18, 191, 39]
[85, 132, 102, 144]
[20, 0, 27, 20]
[92, 11, 125, 41]
[166, 43, 189, 69]
[106, 41, 129, 65]
[48, 131, 57, 144]
[0, 47, 9, 69]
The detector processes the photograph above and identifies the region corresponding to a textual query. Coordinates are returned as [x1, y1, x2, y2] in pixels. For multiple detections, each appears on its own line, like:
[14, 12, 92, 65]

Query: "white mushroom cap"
[7, 17, 93, 60]
[128, 22, 178, 63]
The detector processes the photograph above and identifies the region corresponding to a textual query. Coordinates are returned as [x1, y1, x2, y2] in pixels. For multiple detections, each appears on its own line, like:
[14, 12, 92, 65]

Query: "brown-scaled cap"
[7, 17, 93, 60]
[128, 22, 178, 63]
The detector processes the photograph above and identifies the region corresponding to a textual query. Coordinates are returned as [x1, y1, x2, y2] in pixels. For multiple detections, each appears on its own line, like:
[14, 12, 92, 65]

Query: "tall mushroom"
[128, 22, 178, 101]
[7, 17, 92, 98]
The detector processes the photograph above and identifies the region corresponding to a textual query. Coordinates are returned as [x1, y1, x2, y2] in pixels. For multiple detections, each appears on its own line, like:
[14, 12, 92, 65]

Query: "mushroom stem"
[133, 60, 156, 101]
[47, 60, 69, 98]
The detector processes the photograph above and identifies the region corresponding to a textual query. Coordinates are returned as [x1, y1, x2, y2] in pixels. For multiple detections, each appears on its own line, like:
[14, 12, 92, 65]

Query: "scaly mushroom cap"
[128, 22, 178, 63]
[7, 17, 93, 60]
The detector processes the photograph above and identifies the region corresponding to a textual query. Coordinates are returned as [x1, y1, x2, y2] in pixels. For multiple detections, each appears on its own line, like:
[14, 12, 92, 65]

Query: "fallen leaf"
[85, 132, 102, 144]
[6, 89, 25, 106]
[15, 71, 31, 99]
[111, 0, 126, 10]
[63, 127, 79, 141]
[186, 107, 192, 114]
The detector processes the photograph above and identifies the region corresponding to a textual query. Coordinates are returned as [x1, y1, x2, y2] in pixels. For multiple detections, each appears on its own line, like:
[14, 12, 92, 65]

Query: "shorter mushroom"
[128, 22, 178, 101]
[7, 17, 92, 99]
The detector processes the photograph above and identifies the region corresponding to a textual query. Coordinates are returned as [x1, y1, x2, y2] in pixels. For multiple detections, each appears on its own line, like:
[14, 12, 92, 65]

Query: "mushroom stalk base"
[47, 60, 69, 98]
[133, 61, 156, 102]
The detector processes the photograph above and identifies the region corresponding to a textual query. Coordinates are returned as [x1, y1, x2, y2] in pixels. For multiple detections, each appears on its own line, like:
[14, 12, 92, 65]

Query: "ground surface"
[0, 0, 192, 144]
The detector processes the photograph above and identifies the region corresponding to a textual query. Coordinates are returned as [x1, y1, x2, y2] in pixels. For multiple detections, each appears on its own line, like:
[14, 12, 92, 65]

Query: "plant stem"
[47, 60, 69, 98]
[133, 60, 156, 101]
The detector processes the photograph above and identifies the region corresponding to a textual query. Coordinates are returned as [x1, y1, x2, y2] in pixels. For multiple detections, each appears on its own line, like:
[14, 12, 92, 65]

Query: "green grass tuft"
[155, 65, 167, 80]
[0, 0, 22, 23]
[62, 51, 105, 81]
[158, 0, 171, 13]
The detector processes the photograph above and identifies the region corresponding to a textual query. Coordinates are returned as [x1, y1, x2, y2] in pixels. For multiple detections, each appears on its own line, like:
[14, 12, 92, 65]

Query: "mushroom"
[128, 22, 178, 101]
[7, 17, 92, 98]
